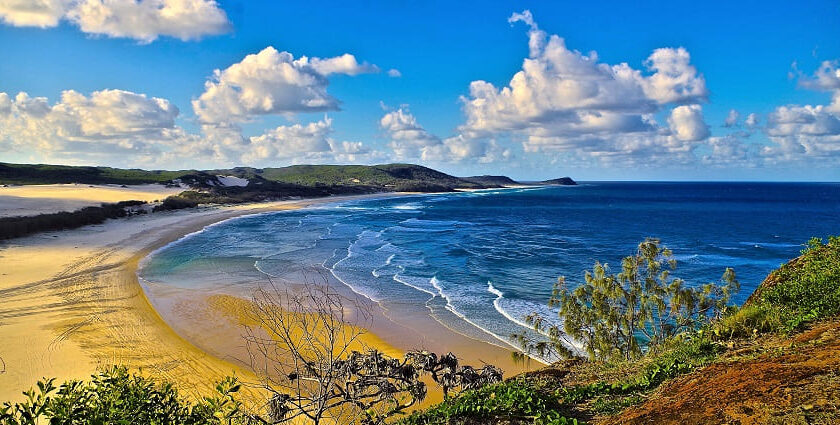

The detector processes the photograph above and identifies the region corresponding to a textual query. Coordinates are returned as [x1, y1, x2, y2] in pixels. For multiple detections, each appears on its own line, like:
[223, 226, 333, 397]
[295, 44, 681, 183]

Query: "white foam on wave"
[487, 282, 533, 331]
[392, 203, 423, 211]
[392, 274, 437, 297]
[487, 282, 581, 359]
[428, 276, 522, 351]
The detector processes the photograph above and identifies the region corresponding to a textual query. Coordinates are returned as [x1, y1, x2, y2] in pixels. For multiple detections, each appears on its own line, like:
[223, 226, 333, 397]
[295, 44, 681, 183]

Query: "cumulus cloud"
[193, 47, 378, 125]
[380, 107, 442, 160]
[0, 89, 185, 161]
[380, 106, 510, 163]
[0, 0, 68, 27]
[763, 61, 840, 162]
[745, 112, 759, 127]
[0, 88, 380, 167]
[795, 60, 840, 113]
[0, 0, 230, 42]
[724, 109, 740, 127]
[242, 117, 379, 164]
[668, 104, 710, 142]
[387, 69, 402, 78]
[453, 10, 709, 164]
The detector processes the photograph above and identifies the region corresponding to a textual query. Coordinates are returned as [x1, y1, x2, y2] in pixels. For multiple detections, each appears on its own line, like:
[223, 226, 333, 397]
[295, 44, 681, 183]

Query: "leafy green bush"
[0, 367, 244, 425]
[399, 378, 578, 425]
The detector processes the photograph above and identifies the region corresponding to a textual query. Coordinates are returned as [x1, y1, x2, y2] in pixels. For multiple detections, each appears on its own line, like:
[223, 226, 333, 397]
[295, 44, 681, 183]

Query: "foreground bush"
[0, 366, 245, 425]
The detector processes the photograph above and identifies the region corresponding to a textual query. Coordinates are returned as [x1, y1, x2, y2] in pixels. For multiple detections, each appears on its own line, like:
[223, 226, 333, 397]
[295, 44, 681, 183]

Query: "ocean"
[138, 182, 840, 353]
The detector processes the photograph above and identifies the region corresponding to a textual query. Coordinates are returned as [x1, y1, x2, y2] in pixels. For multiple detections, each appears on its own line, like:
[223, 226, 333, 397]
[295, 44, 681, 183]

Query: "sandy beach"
[0, 183, 185, 218]
[0, 191, 532, 404]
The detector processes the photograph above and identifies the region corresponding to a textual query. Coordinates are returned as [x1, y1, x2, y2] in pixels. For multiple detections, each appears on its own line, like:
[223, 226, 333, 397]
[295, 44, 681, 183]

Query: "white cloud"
[642, 47, 709, 105]
[454, 10, 709, 164]
[193, 47, 378, 125]
[796, 60, 840, 113]
[0, 0, 230, 42]
[387, 69, 402, 78]
[308, 53, 379, 76]
[724, 109, 739, 127]
[668, 104, 710, 142]
[745, 112, 759, 127]
[242, 117, 380, 165]
[762, 60, 840, 163]
[380, 107, 442, 160]
[380, 106, 510, 163]
[0, 0, 68, 27]
[0, 89, 185, 161]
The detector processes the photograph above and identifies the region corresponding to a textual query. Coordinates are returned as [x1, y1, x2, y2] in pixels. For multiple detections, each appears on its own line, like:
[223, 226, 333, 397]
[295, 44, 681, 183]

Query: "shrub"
[153, 195, 200, 211]
[0, 366, 244, 425]
[0, 202, 145, 240]
[399, 378, 579, 425]
[710, 304, 784, 340]
[519, 238, 739, 362]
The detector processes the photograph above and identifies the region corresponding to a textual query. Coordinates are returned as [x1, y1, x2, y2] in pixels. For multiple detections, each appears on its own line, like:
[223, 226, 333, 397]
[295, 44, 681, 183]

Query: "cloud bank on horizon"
[0, 2, 838, 179]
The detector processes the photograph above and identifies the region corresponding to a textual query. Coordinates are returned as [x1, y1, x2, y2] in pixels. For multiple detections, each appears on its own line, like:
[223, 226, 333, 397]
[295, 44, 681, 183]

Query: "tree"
[517, 238, 739, 362]
[242, 278, 502, 424]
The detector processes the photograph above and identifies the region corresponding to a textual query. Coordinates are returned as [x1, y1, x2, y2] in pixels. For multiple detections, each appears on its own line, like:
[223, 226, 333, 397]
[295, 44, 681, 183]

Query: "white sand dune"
[0, 184, 184, 218]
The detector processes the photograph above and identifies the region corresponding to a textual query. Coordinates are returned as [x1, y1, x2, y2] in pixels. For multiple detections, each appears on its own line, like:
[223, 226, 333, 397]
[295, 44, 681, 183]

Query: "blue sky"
[0, 0, 838, 180]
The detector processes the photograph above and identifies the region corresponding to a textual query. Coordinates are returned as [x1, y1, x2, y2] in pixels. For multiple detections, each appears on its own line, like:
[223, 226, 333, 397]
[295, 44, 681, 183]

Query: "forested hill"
[0, 162, 527, 192]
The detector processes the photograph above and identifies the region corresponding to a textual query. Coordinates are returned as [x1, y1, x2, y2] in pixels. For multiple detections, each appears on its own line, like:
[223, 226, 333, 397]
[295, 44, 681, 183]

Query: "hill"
[0, 162, 187, 185]
[541, 177, 577, 185]
[461, 175, 521, 186]
[0, 162, 489, 193]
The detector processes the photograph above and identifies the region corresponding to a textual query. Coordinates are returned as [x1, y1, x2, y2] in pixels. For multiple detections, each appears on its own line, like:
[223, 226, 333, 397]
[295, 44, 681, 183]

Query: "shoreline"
[0, 192, 534, 403]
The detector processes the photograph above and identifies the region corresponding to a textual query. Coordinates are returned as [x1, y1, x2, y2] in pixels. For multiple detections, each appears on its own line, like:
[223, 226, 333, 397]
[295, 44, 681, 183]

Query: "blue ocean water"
[139, 182, 840, 351]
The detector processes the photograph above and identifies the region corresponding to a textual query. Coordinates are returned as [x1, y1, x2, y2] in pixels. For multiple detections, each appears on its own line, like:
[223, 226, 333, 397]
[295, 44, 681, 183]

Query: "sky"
[0, 0, 839, 181]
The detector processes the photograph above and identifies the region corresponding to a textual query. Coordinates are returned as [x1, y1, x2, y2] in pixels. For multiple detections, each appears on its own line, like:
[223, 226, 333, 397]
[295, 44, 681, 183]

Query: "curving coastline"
[0, 192, 529, 403]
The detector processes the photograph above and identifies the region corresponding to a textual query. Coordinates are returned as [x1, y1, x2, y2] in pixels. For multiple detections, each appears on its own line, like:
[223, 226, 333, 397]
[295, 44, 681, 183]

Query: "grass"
[715, 236, 840, 337]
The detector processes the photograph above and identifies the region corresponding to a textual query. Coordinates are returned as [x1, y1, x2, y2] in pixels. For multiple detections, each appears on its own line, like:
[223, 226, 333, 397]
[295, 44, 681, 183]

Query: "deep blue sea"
[139, 182, 840, 351]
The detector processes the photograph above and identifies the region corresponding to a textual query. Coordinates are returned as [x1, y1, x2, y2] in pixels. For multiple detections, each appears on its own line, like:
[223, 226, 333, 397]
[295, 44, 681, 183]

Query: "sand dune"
[0, 183, 184, 218]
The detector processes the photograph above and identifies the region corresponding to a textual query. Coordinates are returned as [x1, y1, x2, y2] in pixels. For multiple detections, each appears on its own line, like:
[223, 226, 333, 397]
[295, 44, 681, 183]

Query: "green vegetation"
[251, 164, 482, 189]
[517, 238, 738, 362]
[0, 367, 245, 425]
[0, 162, 187, 185]
[713, 235, 840, 338]
[0, 162, 490, 191]
[400, 378, 579, 425]
[0, 201, 146, 240]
